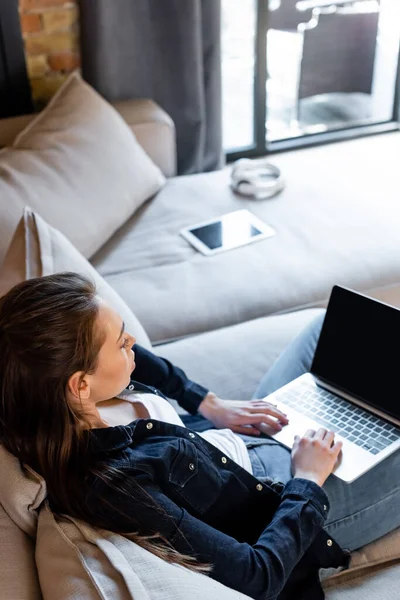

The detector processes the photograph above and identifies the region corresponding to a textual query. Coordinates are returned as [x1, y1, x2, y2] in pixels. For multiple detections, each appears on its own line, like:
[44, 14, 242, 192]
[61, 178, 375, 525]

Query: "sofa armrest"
[113, 99, 177, 177]
[0, 99, 177, 178]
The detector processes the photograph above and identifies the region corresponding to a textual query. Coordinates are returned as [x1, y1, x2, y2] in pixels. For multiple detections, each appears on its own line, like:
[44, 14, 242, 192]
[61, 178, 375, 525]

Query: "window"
[222, 0, 400, 157]
[222, 0, 257, 151]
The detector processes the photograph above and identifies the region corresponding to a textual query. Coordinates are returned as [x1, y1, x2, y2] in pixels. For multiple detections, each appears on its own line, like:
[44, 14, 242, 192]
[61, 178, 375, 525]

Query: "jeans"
[239, 311, 400, 552]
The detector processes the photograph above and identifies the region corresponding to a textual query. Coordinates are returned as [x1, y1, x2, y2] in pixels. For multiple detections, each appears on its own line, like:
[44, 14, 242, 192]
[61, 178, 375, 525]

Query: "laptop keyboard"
[277, 382, 400, 455]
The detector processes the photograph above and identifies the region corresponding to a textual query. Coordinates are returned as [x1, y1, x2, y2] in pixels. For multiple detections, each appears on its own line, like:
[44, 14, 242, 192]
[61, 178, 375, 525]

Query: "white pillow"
[0, 70, 165, 264]
[0, 207, 151, 349]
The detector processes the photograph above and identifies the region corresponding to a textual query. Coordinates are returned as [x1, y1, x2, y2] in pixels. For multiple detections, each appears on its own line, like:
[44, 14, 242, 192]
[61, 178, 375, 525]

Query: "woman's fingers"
[249, 400, 278, 408]
[314, 428, 337, 447]
[332, 440, 343, 458]
[231, 425, 261, 436]
[315, 427, 329, 440]
[240, 413, 284, 431]
[324, 430, 336, 447]
[247, 403, 289, 424]
[305, 428, 316, 438]
[254, 422, 281, 436]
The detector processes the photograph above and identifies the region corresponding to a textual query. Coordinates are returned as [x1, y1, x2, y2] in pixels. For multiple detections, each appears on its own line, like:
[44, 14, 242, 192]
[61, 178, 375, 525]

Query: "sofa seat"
[92, 131, 400, 344]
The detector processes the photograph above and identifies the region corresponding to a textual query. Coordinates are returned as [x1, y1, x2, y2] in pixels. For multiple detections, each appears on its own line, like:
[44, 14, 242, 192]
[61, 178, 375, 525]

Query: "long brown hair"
[0, 272, 210, 573]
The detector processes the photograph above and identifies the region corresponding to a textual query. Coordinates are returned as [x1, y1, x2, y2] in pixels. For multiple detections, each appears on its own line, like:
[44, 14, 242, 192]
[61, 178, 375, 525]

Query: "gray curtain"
[79, 0, 223, 175]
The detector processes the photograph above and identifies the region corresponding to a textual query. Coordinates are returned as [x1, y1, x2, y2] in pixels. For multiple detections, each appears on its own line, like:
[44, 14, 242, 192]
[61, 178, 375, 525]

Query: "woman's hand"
[198, 392, 289, 436]
[291, 428, 343, 487]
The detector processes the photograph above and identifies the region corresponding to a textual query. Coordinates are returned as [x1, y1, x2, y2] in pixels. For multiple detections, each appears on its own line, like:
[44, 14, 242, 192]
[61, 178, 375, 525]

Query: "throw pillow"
[0, 207, 151, 349]
[0, 505, 41, 600]
[0, 70, 165, 264]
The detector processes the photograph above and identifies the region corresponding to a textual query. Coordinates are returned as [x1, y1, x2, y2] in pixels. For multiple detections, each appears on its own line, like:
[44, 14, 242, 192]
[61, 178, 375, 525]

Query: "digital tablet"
[179, 209, 276, 256]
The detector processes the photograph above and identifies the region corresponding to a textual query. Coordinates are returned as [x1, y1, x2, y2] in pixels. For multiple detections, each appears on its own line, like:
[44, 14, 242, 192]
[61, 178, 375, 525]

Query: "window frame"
[226, 0, 400, 162]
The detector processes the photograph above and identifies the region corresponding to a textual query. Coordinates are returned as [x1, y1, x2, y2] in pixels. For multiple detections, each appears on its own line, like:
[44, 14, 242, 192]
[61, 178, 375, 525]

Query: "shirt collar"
[89, 421, 139, 454]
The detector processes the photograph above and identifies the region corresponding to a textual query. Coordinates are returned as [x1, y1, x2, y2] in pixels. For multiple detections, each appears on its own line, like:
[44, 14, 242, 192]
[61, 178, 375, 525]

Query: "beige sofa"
[0, 89, 399, 599]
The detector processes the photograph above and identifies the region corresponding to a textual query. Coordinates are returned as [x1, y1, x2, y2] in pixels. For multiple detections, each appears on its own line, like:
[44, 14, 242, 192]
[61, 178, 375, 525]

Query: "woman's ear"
[67, 371, 90, 402]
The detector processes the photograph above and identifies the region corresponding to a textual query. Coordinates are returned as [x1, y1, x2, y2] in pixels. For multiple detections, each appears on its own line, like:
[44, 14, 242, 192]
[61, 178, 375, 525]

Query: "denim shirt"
[85, 345, 350, 600]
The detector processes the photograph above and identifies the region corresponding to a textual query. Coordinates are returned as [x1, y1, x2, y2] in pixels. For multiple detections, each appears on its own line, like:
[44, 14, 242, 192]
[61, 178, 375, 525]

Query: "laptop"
[264, 285, 400, 483]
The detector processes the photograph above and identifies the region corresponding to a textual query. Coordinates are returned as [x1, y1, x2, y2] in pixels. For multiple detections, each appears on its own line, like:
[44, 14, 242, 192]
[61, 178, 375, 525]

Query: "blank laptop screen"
[311, 286, 400, 421]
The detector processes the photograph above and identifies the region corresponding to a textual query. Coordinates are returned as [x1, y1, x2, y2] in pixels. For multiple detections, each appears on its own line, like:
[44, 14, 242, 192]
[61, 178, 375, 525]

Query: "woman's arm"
[132, 344, 209, 414]
[132, 345, 290, 436]
[91, 469, 330, 600]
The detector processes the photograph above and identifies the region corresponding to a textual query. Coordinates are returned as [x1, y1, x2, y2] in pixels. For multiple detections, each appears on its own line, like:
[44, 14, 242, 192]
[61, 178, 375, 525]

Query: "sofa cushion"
[0, 446, 44, 600]
[0, 505, 41, 600]
[0, 71, 165, 264]
[0, 447, 46, 537]
[92, 132, 400, 343]
[0, 207, 151, 349]
[323, 526, 400, 590]
[324, 563, 400, 600]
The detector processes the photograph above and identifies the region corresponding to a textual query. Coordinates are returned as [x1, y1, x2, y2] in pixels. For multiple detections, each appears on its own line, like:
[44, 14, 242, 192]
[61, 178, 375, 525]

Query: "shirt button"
[128, 384, 135, 391]
[327, 539, 333, 547]
[256, 483, 263, 491]
[146, 422, 153, 430]
[189, 463, 195, 471]
[189, 433, 195, 438]
[221, 456, 227, 464]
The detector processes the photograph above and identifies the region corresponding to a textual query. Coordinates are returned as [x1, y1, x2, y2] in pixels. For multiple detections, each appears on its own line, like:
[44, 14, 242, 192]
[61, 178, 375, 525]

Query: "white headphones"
[230, 157, 285, 200]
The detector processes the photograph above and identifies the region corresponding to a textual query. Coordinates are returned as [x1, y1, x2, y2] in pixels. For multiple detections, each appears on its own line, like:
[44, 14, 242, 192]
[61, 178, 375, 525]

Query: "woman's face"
[89, 299, 136, 404]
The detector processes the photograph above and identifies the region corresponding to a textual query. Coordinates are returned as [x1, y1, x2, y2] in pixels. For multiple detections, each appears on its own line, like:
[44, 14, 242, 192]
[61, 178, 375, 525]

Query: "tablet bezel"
[179, 209, 276, 256]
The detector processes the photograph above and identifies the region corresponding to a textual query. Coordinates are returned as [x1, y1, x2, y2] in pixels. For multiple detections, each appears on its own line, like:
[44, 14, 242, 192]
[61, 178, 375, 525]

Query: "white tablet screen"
[188, 211, 263, 250]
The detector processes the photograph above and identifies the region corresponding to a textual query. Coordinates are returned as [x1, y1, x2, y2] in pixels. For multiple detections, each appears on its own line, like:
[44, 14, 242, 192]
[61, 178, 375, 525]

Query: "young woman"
[0, 272, 399, 600]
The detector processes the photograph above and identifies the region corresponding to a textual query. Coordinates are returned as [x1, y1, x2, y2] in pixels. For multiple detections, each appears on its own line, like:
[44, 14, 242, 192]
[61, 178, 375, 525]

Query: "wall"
[19, 0, 81, 108]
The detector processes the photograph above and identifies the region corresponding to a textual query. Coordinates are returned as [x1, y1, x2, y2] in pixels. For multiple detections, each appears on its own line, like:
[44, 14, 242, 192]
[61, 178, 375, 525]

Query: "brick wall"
[19, 0, 81, 109]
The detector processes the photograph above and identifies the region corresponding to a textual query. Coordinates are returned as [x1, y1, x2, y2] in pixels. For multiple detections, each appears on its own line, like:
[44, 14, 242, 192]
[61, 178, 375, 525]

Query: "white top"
[99, 391, 253, 475]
